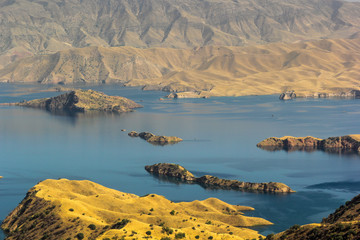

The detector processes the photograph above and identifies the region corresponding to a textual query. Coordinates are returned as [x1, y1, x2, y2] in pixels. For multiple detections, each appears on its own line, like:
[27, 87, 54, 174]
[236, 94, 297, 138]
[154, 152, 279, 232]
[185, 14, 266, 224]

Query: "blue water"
[1, 83, 360, 238]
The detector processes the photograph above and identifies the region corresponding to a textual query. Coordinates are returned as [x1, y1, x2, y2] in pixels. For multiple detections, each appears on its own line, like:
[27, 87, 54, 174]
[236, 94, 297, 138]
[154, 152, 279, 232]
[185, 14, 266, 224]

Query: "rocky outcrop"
[268, 193, 360, 240]
[279, 91, 296, 100]
[15, 89, 142, 114]
[166, 91, 211, 99]
[1, 179, 271, 240]
[196, 175, 294, 193]
[257, 135, 360, 153]
[128, 131, 183, 145]
[145, 163, 295, 193]
[145, 163, 196, 181]
[305, 90, 360, 99]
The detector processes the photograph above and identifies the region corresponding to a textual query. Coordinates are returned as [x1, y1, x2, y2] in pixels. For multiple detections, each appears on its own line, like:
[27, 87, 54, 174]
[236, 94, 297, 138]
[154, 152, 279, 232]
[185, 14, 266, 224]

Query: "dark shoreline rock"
[145, 163, 295, 193]
[15, 89, 143, 114]
[279, 91, 296, 100]
[128, 131, 183, 145]
[257, 135, 360, 153]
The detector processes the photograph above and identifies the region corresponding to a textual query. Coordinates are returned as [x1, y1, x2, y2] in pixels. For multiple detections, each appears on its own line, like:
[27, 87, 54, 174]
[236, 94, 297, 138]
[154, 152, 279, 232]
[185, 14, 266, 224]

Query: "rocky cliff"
[257, 135, 360, 153]
[145, 163, 295, 193]
[16, 89, 142, 113]
[1, 179, 271, 240]
[268, 193, 360, 240]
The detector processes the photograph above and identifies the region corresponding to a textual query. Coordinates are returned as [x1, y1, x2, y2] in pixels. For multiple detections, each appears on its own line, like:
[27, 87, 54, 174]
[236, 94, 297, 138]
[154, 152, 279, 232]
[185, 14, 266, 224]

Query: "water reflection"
[257, 145, 360, 156]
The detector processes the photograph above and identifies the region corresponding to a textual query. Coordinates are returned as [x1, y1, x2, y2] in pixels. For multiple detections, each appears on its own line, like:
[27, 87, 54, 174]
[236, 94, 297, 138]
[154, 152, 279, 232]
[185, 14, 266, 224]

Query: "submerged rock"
[1, 179, 271, 240]
[145, 163, 295, 193]
[128, 131, 182, 145]
[257, 135, 360, 153]
[16, 89, 143, 113]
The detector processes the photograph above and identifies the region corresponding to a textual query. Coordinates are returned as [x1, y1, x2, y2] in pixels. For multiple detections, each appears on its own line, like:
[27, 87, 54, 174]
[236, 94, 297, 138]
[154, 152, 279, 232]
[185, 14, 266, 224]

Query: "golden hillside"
[1, 38, 360, 96]
[1, 179, 272, 240]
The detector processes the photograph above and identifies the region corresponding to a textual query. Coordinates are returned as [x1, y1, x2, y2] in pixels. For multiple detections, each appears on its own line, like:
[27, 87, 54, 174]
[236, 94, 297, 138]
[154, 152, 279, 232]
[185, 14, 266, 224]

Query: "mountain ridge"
[1, 37, 359, 96]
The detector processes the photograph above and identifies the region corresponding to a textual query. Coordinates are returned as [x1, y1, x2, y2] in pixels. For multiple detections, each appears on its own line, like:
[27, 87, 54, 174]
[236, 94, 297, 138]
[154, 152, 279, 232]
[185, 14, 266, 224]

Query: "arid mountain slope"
[1, 38, 360, 96]
[1, 179, 271, 240]
[1, 0, 360, 67]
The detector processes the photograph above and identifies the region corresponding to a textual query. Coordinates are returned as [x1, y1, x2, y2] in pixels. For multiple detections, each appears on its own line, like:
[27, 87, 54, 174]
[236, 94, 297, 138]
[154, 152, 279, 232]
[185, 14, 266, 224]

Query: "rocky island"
[257, 135, 360, 153]
[268, 193, 360, 239]
[14, 89, 143, 113]
[1, 179, 271, 240]
[145, 163, 295, 193]
[128, 131, 183, 145]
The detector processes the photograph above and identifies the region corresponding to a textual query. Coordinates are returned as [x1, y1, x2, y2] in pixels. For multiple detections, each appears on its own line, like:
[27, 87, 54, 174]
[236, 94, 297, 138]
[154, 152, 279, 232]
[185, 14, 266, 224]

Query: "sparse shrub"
[161, 237, 171, 240]
[150, 208, 154, 211]
[229, 232, 233, 235]
[175, 232, 186, 239]
[76, 233, 84, 239]
[195, 236, 200, 239]
[205, 220, 212, 225]
[111, 219, 130, 229]
[208, 236, 213, 239]
[170, 210, 175, 215]
[146, 231, 152, 235]
[88, 224, 96, 230]
[69, 208, 74, 212]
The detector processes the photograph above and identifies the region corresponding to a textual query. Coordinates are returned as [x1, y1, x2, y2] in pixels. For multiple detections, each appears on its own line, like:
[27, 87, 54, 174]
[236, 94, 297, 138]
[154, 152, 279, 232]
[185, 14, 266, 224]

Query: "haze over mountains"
[1, 0, 360, 96]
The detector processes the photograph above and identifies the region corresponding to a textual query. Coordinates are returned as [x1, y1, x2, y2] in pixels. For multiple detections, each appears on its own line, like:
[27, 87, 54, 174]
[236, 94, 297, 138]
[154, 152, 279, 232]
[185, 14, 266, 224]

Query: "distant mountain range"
[1, 0, 360, 66]
[1, 38, 359, 96]
[1, 0, 360, 96]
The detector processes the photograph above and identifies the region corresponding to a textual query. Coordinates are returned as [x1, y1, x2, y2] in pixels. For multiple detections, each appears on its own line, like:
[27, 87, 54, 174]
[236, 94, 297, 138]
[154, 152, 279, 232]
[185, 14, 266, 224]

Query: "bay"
[0, 83, 360, 238]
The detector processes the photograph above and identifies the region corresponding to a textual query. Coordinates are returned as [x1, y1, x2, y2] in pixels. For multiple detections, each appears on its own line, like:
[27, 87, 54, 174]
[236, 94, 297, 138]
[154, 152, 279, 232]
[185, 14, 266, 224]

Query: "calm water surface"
[1, 83, 360, 238]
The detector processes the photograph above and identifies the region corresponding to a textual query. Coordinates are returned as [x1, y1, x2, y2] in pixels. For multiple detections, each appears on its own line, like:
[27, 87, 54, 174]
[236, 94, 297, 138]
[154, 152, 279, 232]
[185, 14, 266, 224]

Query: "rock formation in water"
[279, 91, 296, 100]
[257, 135, 360, 153]
[145, 163, 295, 193]
[1, 179, 271, 240]
[166, 91, 211, 99]
[15, 89, 142, 113]
[128, 132, 183, 145]
[268, 193, 360, 240]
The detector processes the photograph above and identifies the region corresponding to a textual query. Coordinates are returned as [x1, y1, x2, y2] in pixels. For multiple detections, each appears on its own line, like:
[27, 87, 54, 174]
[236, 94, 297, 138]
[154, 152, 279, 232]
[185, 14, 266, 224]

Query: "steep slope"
[268, 193, 360, 240]
[1, 0, 360, 67]
[1, 38, 360, 96]
[1, 179, 271, 240]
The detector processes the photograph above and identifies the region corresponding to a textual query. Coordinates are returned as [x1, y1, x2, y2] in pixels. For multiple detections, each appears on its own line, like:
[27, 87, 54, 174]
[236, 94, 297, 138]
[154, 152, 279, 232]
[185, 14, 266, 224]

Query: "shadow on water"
[307, 181, 360, 192]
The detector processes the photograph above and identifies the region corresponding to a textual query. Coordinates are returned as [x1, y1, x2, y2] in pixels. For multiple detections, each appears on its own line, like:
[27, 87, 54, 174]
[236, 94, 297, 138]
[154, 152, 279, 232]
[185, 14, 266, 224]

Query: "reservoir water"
[1, 83, 360, 238]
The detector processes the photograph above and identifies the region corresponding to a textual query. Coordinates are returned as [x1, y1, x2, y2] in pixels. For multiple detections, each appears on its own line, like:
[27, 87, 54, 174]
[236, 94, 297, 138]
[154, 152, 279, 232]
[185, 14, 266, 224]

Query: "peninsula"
[257, 135, 360, 153]
[1, 179, 271, 240]
[128, 131, 182, 145]
[14, 89, 143, 113]
[145, 163, 295, 193]
[268, 193, 360, 239]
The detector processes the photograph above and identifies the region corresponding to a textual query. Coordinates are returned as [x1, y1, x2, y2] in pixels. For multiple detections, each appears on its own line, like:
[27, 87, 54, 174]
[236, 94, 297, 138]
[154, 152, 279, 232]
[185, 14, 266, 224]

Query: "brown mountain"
[1, 0, 360, 68]
[1, 38, 359, 96]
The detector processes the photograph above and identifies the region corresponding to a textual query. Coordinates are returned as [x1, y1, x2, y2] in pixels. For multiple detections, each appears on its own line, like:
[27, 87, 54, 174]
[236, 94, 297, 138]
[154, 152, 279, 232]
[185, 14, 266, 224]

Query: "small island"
[1, 179, 271, 240]
[14, 89, 143, 113]
[257, 135, 360, 153]
[145, 163, 295, 193]
[128, 131, 183, 145]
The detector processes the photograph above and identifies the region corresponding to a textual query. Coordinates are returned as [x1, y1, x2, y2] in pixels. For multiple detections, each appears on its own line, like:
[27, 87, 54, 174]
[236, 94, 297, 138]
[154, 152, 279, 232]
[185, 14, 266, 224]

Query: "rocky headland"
[14, 89, 142, 114]
[267, 193, 360, 240]
[145, 163, 295, 193]
[128, 131, 183, 145]
[1, 179, 271, 240]
[257, 135, 360, 153]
